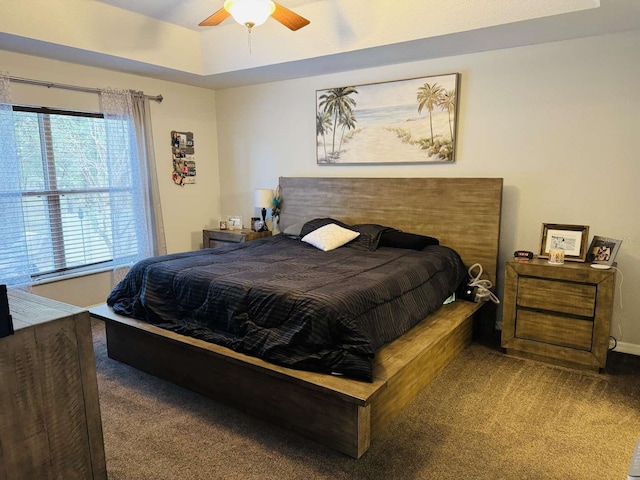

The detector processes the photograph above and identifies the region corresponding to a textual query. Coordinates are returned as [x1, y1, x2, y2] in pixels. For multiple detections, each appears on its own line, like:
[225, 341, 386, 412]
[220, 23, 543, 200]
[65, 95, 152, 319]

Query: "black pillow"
[378, 230, 439, 250]
[349, 224, 396, 251]
[299, 218, 352, 238]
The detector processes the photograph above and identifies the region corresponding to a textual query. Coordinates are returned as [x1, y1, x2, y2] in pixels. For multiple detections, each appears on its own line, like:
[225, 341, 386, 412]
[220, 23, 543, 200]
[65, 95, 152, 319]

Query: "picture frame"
[539, 223, 590, 262]
[316, 72, 460, 165]
[227, 215, 243, 231]
[219, 221, 227, 230]
[171, 131, 194, 154]
[586, 236, 622, 266]
[251, 217, 262, 232]
[171, 131, 196, 186]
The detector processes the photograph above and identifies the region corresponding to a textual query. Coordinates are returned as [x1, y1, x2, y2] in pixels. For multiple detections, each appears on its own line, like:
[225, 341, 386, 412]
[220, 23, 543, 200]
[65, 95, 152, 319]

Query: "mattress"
[107, 234, 467, 381]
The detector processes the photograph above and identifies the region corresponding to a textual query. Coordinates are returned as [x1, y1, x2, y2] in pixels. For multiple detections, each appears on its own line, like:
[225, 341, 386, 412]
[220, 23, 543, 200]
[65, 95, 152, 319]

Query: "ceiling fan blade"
[199, 8, 231, 27]
[271, 2, 310, 31]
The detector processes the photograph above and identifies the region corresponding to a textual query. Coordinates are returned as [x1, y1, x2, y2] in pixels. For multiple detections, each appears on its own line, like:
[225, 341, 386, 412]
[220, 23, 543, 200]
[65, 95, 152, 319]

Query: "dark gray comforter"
[107, 235, 467, 381]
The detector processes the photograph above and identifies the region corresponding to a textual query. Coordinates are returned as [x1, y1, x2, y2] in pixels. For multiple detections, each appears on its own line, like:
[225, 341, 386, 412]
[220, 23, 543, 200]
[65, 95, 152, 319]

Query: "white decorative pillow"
[301, 223, 360, 252]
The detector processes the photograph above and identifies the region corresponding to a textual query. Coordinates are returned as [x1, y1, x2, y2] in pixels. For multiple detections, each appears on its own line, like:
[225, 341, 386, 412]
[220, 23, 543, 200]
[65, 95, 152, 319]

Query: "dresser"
[0, 290, 107, 480]
[203, 228, 271, 249]
[501, 259, 616, 371]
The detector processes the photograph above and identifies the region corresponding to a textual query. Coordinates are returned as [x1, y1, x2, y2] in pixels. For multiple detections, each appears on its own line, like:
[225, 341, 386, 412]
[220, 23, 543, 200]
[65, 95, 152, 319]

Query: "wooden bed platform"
[90, 177, 503, 458]
[91, 300, 480, 458]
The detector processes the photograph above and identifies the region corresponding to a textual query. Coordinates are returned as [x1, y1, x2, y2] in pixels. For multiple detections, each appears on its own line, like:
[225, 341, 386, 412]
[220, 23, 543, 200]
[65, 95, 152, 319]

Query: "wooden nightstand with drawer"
[501, 258, 616, 371]
[202, 228, 271, 249]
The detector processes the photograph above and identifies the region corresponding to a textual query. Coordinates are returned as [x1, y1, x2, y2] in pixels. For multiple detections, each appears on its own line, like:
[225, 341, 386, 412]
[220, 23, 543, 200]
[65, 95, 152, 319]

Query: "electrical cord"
[609, 265, 624, 310]
[467, 263, 500, 304]
[607, 265, 624, 350]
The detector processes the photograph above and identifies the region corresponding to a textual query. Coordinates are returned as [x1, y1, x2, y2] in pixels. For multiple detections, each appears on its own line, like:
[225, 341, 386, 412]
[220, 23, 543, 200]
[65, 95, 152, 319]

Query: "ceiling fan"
[199, 0, 311, 32]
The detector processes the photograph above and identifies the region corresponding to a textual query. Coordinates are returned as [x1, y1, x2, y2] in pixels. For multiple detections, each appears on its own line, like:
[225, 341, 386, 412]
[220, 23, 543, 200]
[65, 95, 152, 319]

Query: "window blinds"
[1, 105, 142, 283]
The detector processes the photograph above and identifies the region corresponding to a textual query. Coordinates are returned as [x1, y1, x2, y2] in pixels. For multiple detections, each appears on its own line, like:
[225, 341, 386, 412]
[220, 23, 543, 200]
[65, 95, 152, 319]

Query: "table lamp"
[254, 188, 273, 231]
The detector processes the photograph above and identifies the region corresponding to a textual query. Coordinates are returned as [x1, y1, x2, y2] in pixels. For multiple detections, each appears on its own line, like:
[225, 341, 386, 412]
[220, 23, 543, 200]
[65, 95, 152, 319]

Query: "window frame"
[13, 105, 119, 280]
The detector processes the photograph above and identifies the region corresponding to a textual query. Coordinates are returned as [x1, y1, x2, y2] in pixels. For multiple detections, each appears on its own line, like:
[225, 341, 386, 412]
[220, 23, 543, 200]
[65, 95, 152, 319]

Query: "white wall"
[2, 30, 639, 353]
[215, 30, 640, 353]
[0, 49, 220, 307]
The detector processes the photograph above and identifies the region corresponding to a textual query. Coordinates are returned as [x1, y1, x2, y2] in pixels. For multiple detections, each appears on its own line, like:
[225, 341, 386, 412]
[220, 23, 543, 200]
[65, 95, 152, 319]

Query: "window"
[11, 106, 139, 280]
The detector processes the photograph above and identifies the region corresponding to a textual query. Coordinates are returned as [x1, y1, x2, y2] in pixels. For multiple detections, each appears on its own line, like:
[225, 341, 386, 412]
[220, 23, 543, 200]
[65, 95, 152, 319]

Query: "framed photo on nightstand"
[251, 217, 263, 232]
[227, 215, 243, 230]
[539, 223, 589, 262]
[587, 236, 622, 266]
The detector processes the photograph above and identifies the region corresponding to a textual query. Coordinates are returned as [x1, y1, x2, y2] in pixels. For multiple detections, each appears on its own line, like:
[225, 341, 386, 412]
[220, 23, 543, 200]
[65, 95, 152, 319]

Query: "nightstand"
[501, 258, 616, 371]
[202, 229, 271, 249]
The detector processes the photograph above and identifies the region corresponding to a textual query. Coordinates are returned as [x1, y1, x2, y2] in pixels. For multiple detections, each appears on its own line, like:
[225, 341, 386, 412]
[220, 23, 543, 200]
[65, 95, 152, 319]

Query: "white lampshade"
[224, 0, 275, 27]
[254, 188, 273, 208]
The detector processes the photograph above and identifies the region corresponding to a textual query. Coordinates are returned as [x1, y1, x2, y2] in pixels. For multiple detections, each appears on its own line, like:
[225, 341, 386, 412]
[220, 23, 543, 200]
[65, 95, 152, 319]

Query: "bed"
[90, 177, 503, 458]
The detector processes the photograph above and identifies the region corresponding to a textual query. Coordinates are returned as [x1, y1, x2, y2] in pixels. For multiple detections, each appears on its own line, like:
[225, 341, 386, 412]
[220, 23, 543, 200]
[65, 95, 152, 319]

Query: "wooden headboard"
[279, 177, 503, 284]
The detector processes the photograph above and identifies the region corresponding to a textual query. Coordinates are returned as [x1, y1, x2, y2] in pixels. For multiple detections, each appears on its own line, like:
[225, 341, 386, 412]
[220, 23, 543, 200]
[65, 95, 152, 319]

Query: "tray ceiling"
[0, 0, 639, 89]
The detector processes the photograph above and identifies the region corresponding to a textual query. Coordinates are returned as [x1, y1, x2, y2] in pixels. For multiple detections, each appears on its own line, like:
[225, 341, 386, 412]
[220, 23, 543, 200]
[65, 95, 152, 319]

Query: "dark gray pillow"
[343, 233, 375, 251]
[282, 221, 308, 238]
[349, 224, 395, 251]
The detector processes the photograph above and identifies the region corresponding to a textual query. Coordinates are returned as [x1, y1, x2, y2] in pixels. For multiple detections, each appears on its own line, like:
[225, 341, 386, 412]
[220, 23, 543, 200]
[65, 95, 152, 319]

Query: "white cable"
[609, 266, 624, 310]
[467, 263, 500, 304]
[609, 265, 624, 340]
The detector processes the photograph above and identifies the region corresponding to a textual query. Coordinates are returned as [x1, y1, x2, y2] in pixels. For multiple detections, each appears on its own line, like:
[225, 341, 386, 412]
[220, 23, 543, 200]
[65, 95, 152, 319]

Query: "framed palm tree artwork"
[316, 73, 460, 165]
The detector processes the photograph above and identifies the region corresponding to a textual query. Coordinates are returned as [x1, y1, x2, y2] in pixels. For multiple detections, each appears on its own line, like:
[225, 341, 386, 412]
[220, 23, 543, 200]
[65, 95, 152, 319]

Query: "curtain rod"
[9, 75, 163, 103]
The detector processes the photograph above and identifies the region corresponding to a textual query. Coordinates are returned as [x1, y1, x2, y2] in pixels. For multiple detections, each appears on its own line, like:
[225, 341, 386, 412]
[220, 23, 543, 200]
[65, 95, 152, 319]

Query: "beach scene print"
[316, 73, 459, 164]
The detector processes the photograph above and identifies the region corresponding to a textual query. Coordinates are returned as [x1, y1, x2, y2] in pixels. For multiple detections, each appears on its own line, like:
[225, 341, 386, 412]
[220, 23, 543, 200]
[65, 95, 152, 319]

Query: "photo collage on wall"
[171, 131, 196, 186]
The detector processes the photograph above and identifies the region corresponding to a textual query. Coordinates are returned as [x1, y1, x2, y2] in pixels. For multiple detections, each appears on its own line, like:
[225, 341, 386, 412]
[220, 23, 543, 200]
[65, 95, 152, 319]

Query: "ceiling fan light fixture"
[224, 0, 276, 28]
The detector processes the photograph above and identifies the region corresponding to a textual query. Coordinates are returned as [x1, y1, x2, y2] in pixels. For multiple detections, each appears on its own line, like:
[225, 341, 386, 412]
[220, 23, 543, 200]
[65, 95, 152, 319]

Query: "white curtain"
[131, 91, 166, 257]
[0, 82, 162, 288]
[100, 88, 155, 285]
[0, 73, 32, 287]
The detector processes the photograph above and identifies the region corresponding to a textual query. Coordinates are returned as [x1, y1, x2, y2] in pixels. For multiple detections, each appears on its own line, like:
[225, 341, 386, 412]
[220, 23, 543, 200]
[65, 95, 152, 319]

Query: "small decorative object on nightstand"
[501, 258, 616, 371]
[203, 228, 271, 249]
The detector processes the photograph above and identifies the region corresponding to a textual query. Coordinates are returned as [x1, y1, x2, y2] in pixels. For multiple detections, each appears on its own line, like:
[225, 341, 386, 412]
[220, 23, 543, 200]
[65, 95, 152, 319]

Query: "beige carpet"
[92, 319, 640, 480]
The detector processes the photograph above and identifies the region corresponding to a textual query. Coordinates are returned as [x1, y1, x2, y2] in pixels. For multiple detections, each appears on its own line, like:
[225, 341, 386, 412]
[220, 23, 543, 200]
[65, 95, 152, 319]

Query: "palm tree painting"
[317, 87, 358, 162]
[316, 73, 459, 164]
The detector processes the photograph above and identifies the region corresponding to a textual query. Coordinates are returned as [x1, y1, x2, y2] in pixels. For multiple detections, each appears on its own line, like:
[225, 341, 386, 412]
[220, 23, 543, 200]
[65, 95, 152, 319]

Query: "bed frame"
[90, 177, 503, 458]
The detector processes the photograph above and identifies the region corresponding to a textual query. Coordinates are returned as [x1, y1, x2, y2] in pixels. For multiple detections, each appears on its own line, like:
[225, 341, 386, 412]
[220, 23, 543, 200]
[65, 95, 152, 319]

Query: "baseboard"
[612, 341, 640, 356]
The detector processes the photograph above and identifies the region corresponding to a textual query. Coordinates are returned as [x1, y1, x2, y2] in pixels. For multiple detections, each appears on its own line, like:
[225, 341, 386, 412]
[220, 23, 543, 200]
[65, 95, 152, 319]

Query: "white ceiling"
[1, 0, 639, 90]
[95, 0, 322, 31]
